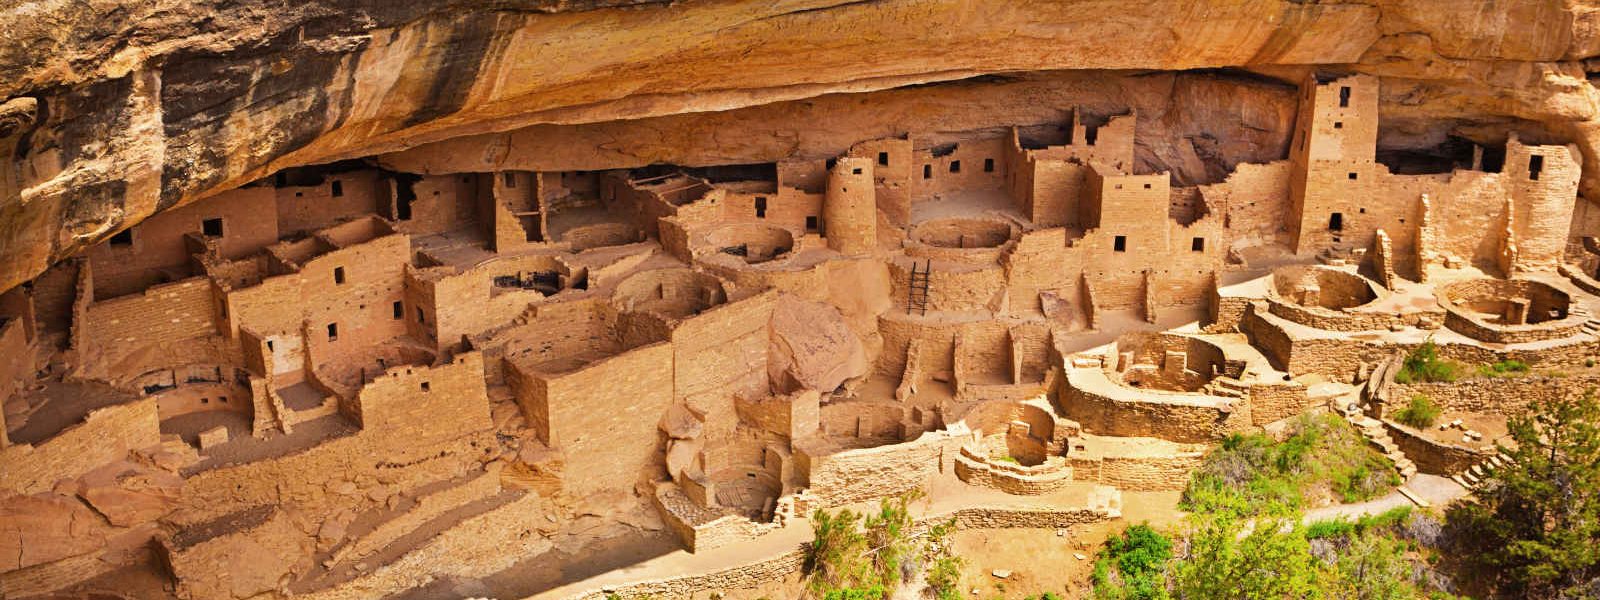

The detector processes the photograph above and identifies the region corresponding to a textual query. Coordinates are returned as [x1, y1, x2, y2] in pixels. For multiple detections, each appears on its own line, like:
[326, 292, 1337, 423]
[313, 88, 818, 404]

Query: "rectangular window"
[1143, 183, 1152, 189]
[266, 340, 274, 352]
[202, 218, 224, 238]
[923, 165, 932, 179]
[1334, 121, 1343, 129]
[333, 266, 346, 285]
[503, 172, 516, 187]
[109, 229, 134, 247]
[1339, 86, 1351, 108]
[983, 158, 995, 173]
[416, 307, 426, 324]
[1329, 212, 1344, 231]
[806, 216, 819, 231]
[878, 152, 889, 166]
[326, 323, 338, 341]
[1113, 236, 1127, 252]
[1529, 155, 1544, 181]
[331, 180, 344, 197]
[825, 158, 837, 171]
[754, 196, 768, 218]
[1192, 237, 1205, 252]
[949, 160, 961, 173]
[1348, 172, 1358, 180]
[420, 381, 431, 392]
[392, 301, 403, 319]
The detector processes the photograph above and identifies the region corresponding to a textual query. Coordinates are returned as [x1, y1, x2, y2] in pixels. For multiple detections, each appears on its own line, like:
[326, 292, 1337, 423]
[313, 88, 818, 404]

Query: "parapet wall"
[794, 431, 957, 508]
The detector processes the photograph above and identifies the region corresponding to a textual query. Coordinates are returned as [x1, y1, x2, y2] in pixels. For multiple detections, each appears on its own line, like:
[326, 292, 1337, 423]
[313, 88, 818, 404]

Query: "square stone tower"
[1288, 73, 1380, 255]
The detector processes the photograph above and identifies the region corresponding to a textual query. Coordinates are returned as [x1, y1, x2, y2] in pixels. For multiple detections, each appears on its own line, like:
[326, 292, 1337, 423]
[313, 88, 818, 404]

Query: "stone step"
[1451, 474, 1470, 488]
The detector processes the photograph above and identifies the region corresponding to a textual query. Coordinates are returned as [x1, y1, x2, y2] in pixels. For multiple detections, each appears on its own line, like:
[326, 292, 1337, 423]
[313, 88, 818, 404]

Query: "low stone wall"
[794, 431, 958, 509]
[1382, 419, 1485, 475]
[1060, 367, 1250, 443]
[952, 446, 1073, 495]
[1069, 452, 1205, 492]
[1388, 374, 1600, 416]
[570, 504, 1114, 600]
[1264, 297, 1402, 332]
[0, 398, 160, 495]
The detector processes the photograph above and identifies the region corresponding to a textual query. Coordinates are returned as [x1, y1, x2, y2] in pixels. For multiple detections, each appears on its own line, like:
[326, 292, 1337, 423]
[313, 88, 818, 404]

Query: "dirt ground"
[951, 491, 1185, 599]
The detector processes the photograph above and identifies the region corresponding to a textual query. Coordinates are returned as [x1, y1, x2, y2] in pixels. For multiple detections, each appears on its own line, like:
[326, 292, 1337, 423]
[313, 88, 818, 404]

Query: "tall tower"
[824, 157, 877, 254]
[1288, 73, 1380, 255]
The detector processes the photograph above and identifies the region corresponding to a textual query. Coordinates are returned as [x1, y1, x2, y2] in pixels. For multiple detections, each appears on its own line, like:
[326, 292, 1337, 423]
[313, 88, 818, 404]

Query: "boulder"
[768, 296, 868, 394]
[76, 461, 183, 527]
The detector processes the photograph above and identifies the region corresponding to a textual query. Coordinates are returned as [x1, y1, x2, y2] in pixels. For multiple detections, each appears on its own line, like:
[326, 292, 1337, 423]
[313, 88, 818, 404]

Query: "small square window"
[109, 229, 134, 247]
[1348, 172, 1358, 180]
[1115, 184, 1123, 190]
[331, 180, 344, 197]
[333, 266, 346, 285]
[852, 167, 862, 175]
[202, 218, 224, 237]
[504, 173, 516, 187]
[983, 158, 995, 173]
[1192, 237, 1205, 252]
[1143, 183, 1152, 189]
[266, 340, 274, 352]
[878, 152, 889, 166]
[393, 301, 404, 319]
[806, 216, 819, 231]
[1334, 122, 1343, 129]
[949, 160, 961, 173]
[1113, 236, 1127, 252]
[1339, 86, 1351, 108]
[327, 323, 339, 341]
[420, 381, 431, 392]
[754, 196, 768, 219]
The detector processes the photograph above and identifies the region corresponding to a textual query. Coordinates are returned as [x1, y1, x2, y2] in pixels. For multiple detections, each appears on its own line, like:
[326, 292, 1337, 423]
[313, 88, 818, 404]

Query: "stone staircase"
[1346, 412, 1418, 481]
[1582, 318, 1600, 337]
[1201, 376, 1249, 399]
[1451, 451, 1516, 489]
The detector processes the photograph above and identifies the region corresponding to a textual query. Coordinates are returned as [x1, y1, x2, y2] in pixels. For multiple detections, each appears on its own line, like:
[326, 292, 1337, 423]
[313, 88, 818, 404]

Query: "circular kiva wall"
[1265, 266, 1394, 331]
[703, 223, 795, 264]
[1112, 332, 1230, 393]
[906, 217, 1017, 263]
[613, 268, 728, 320]
[1437, 278, 1585, 343]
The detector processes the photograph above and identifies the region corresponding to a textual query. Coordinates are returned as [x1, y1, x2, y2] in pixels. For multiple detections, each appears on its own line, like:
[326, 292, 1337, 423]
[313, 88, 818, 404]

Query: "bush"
[1092, 524, 1172, 600]
[1394, 394, 1442, 429]
[1395, 340, 1462, 384]
[1181, 414, 1398, 517]
[1477, 359, 1530, 378]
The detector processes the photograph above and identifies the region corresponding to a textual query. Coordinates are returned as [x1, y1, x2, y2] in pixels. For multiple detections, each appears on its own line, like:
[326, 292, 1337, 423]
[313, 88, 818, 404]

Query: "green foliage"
[1329, 531, 1423, 600]
[1169, 515, 1325, 600]
[1092, 524, 1172, 600]
[1445, 389, 1600, 597]
[1476, 359, 1530, 378]
[821, 585, 886, 600]
[1394, 340, 1463, 384]
[1393, 394, 1441, 429]
[1304, 506, 1413, 540]
[807, 490, 968, 600]
[1181, 414, 1398, 518]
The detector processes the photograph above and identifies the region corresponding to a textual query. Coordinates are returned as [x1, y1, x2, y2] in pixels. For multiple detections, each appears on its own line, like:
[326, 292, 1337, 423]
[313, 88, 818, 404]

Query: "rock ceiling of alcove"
[2, 0, 1600, 294]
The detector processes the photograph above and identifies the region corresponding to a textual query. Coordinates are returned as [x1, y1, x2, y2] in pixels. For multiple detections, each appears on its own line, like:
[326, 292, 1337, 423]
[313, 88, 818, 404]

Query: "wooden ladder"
[907, 260, 931, 315]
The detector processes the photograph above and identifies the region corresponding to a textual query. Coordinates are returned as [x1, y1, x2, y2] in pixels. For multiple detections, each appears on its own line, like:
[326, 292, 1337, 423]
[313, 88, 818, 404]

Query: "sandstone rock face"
[3, 1, 1600, 293]
[769, 295, 869, 394]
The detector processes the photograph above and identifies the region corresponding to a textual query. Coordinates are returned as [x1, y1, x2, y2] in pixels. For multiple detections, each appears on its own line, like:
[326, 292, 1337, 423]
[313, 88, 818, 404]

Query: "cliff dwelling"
[5, 2, 1600, 599]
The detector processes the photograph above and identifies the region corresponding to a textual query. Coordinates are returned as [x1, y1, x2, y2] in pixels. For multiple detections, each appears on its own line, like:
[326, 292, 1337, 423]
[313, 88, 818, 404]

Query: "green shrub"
[1395, 340, 1462, 384]
[1182, 414, 1397, 517]
[1092, 524, 1172, 600]
[822, 585, 886, 600]
[1393, 394, 1442, 429]
[1477, 359, 1530, 378]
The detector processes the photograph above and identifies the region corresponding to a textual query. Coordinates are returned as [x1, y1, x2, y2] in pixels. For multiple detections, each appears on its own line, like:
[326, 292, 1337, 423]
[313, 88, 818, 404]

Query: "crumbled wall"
[0, 398, 159, 495]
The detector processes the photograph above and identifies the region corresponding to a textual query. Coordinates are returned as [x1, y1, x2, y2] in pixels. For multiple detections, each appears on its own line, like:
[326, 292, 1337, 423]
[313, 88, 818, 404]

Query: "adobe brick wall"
[793, 431, 956, 508]
[90, 185, 278, 301]
[77, 277, 221, 377]
[276, 170, 384, 238]
[1069, 452, 1206, 492]
[163, 506, 307, 600]
[0, 398, 159, 495]
[351, 352, 492, 446]
[515, 342, 674, 497]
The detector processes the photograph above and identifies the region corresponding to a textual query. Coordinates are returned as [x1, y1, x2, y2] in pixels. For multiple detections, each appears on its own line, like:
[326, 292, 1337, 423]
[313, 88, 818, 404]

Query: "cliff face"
[2, 0, 1599, 293]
